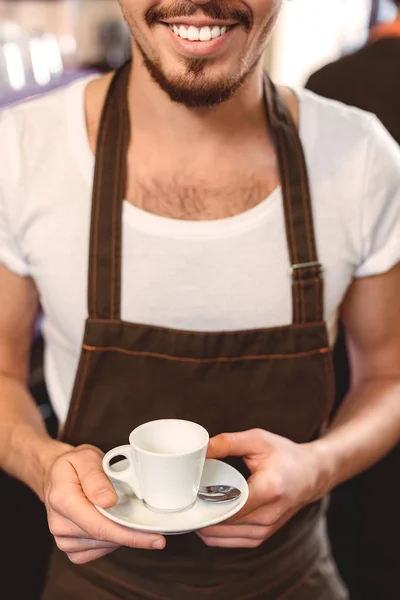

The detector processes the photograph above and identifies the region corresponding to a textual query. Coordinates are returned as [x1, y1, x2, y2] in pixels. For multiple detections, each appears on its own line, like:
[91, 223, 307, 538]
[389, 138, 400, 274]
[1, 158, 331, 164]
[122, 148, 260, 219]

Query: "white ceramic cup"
[102, 419, 209, 513]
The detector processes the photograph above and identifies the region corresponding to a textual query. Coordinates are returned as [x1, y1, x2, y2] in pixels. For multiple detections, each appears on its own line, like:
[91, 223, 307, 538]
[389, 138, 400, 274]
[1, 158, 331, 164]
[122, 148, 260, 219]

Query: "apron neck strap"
[88, 63, 323, 325]
[263, 74, 323, 324]
[88, 60, 130, 321]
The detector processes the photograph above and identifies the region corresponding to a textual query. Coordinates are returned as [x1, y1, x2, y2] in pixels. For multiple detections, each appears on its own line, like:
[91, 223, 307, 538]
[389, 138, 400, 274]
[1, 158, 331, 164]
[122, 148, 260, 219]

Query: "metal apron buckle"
[288, 261, 323, 278]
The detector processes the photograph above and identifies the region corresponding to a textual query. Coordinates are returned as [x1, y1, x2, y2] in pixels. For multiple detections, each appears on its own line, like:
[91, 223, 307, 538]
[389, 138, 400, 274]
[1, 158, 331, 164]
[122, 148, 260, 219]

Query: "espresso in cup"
[103, 419, 209, 513]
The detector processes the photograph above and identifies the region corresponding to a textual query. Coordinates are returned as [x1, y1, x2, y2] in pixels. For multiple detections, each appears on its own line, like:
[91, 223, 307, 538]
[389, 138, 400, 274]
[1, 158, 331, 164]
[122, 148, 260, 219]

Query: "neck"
[127, 51, 268, 154]
[84, 53, 298, 183]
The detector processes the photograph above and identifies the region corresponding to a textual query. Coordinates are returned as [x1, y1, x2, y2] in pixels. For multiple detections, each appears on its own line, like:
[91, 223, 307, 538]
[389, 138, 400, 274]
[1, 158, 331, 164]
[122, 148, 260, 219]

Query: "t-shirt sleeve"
[355, 115, 400, 278]
[0, 111, 30, 277]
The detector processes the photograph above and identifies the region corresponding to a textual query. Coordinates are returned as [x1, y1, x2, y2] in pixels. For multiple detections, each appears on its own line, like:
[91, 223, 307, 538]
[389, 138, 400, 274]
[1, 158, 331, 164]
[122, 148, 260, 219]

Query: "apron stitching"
[317, 277, 322, 322]
[90, 175, 99, 318]
[283, 128, 306, 325]
[64, 351, 91, 438]
[292, 285, 299, 325]
[91, 100, 109, 319]
[276, 126, 299, 265]
[86, 318, 326, 334]
[300, 281, 306, 325]
[286, 129, 308, 325]
[116, 111, 128, 319]
[292, 121, 322, 325]
[293, 127, 323, 324]
[82, 344, 329, 362]
[323, 351, 336, 419]
[300, 281, 306, 324]
[294, 282, 304, 325]
[315, 352, 336, 431]
[275, 126, 301, 325]
[314, 278, 319, 323]
[293, 120, 314, 261]
[60, 351, 86, 440]
[110, 110, 123, 320]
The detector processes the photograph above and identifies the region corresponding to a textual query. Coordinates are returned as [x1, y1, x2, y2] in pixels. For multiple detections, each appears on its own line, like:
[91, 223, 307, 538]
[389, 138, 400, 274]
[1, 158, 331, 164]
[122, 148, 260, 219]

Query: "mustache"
[146, 1, 253, 32]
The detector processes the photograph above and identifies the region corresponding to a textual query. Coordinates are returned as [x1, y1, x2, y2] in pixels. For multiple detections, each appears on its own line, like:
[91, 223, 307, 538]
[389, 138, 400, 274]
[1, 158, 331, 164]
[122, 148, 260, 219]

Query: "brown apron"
[42, 62, 348, 600]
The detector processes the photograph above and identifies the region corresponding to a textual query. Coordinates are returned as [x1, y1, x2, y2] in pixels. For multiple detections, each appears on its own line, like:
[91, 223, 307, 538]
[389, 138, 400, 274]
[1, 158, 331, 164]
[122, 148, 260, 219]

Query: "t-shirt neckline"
[66, 75, 307, 238]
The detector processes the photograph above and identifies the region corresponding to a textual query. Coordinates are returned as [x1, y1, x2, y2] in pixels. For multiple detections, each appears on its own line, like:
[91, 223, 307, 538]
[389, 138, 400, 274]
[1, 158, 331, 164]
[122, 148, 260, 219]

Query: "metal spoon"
[198, 485, 241, 503]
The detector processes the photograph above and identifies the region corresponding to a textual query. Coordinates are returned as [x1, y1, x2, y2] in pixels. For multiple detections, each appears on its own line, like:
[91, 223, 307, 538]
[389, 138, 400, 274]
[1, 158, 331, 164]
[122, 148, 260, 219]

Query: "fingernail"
[152, 539, 165, 550]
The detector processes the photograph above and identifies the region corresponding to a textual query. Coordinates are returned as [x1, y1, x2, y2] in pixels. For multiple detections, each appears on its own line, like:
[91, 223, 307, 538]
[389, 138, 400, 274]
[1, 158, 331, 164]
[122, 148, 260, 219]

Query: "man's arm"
[200, 264, 400, 547]
[0, 264, 68, 499]
[315, 262, 400, 488]
[0, 264, 166, 561]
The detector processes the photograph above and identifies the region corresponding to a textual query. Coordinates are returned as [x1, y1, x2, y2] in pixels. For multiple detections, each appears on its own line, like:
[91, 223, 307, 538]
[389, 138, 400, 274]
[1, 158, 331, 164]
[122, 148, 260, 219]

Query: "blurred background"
[0, 0, 131, 107]
[0, 0, 395, 107]
[0, 1, 399, 599]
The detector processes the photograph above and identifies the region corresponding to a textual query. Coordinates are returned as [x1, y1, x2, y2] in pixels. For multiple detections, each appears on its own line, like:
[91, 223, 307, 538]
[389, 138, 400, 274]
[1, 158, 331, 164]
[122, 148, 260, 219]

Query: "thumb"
[207, 429, 268, 459]
[71, 446, 118, 508]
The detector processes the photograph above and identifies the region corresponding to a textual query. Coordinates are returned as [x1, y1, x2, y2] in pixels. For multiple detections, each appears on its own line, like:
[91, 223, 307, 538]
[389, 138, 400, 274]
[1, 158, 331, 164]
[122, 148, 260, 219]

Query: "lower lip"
[161, 24, 237, 58]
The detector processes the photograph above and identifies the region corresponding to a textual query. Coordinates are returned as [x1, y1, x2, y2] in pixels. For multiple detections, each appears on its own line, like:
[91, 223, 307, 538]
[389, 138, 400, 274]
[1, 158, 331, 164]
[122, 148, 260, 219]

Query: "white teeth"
[169, 24, 230, 41]
[179, 25, 188, 39]
[188, 25, 199, 41]
[199, 26, 212, 42]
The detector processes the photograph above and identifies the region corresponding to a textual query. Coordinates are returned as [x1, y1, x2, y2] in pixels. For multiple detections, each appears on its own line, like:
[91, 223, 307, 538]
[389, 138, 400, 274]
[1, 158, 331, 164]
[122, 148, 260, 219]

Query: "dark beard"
[135, 39, 258, 109]
[121, 1, 273, 109]
[136, 0, 255, 108]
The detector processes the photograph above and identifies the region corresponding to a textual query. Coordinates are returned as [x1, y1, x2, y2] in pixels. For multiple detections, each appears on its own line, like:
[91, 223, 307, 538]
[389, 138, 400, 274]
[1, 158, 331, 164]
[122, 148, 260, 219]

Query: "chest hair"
[126, 171, 278, 220]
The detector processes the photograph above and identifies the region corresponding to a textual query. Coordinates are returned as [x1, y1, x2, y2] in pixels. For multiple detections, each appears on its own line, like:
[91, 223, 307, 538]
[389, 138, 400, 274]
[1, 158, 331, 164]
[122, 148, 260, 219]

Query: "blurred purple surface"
[0, 68, 98, 109]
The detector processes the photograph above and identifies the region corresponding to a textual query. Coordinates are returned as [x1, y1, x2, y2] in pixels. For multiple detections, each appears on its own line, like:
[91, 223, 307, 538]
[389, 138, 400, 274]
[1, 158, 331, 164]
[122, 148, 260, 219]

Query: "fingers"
[67, 446, 118, 508]
[49, 484, 165, 550]
[55, 536, 120, 553]
[49, 504, 121, 563]
[197, 534, 265, 549]
[224, 504, 283, 526]
[207, 429, 269, 460]
[199, 524, 271, 540]
[46, 448, 166, 552]
[197, 521, 275, 549]
[218, 475, 271, 524]
[197, 506, 294, 549]
[48, 513, 93, 539]
[67, 547, 118, 565]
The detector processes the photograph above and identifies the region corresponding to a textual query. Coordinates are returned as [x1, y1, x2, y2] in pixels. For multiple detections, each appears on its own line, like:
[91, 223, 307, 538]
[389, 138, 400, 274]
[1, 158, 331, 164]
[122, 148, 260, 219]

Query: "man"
[306, 2, 400, 596]
[0, 1, 399, 599]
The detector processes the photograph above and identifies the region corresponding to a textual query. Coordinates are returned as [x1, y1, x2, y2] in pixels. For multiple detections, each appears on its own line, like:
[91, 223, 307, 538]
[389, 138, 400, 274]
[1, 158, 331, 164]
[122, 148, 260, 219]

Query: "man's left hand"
[197, 429, 329, 549]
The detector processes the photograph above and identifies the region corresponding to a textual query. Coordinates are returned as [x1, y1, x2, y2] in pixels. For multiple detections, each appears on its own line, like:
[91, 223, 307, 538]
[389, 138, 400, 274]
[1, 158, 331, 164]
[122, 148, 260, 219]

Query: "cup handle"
[102, 445, 143, 500]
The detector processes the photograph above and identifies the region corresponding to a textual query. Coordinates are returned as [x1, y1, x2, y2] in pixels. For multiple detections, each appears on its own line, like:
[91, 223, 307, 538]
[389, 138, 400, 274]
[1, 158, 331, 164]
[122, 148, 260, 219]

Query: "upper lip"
[160, 19, 237, 28]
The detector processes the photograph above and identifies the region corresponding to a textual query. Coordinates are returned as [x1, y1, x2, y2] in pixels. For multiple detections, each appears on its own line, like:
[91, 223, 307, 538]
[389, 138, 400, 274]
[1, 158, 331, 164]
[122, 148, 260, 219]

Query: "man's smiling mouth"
[161, 22, 237, 42]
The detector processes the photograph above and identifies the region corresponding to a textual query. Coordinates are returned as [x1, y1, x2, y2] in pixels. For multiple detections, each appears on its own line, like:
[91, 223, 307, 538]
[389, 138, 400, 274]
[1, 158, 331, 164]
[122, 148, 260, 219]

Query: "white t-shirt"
[0, 77, 399, 425]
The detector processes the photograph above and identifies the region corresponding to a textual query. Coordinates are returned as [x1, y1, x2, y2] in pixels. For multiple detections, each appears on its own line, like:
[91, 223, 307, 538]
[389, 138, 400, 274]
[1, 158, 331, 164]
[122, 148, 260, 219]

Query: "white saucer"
[96, 459, 249, 535]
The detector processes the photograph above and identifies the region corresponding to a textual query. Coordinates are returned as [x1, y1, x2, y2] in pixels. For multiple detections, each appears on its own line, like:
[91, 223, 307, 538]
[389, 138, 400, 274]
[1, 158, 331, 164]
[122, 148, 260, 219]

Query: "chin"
[139, 47, 256, 109]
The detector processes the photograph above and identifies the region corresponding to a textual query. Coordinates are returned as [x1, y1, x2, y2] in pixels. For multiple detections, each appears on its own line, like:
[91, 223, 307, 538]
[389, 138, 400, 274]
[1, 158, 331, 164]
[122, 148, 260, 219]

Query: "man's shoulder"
[0, 76, 94, 186]
[3, 80, 73, 124]
[0, 76, 92, 157]
[296, 86, 400, 200]
[298, 86, 377, 146]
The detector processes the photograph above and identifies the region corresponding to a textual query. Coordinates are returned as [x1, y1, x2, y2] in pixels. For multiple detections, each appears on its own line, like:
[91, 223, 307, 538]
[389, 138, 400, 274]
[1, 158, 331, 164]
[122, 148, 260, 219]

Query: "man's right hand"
[43, 444, 166, 564]
[0, 267, 166, 563]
